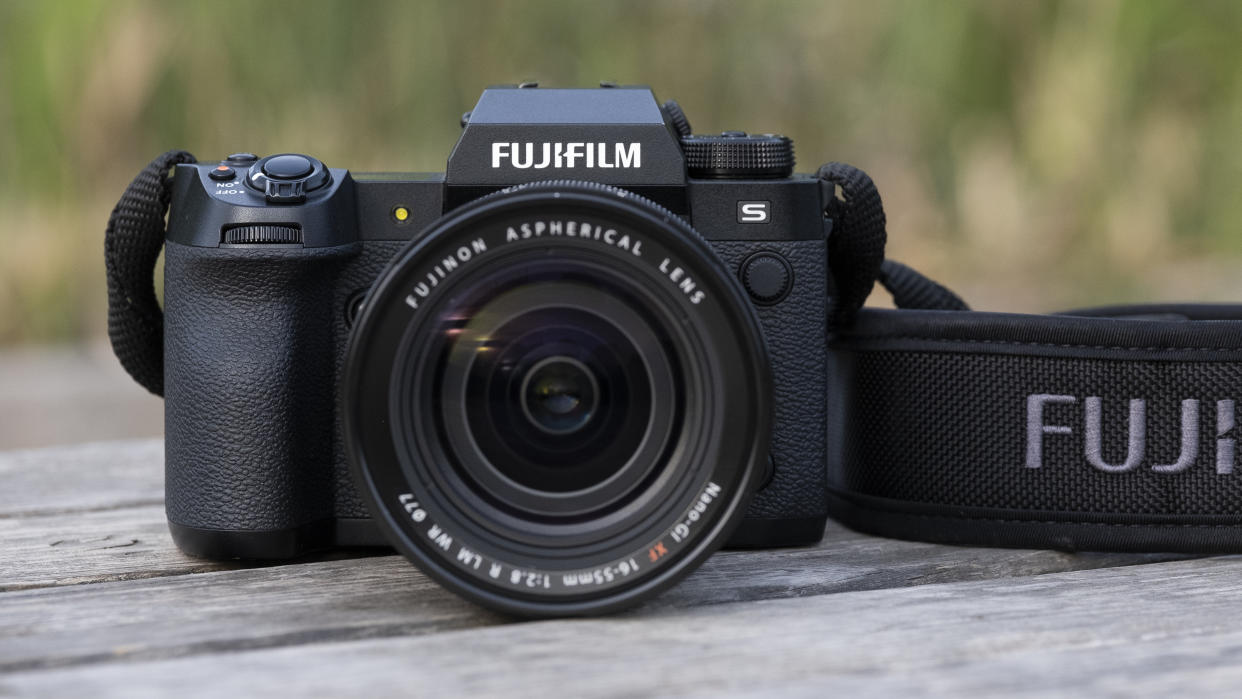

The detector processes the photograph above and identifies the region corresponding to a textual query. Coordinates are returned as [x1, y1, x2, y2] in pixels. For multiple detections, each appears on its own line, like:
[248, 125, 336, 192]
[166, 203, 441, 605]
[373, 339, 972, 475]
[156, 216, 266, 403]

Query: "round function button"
[226, 152, 259, 165]
[209, 165, 236, 181]
[740, 252, 793, 305]
[263, 154, 314, 179]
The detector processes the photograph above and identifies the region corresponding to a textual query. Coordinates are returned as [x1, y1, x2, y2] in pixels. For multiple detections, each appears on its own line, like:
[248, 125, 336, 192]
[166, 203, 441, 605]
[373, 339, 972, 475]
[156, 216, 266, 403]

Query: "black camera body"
[162, 85, 835, 612]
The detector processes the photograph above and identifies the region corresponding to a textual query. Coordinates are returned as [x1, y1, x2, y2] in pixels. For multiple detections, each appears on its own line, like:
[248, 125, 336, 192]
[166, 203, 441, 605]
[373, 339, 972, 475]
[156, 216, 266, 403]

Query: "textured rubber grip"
[162, 241, 358, 532]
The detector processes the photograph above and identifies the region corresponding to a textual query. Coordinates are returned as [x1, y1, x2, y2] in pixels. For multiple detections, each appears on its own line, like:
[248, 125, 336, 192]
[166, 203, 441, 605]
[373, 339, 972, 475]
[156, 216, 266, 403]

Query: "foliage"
[3, 0, 1242, 344]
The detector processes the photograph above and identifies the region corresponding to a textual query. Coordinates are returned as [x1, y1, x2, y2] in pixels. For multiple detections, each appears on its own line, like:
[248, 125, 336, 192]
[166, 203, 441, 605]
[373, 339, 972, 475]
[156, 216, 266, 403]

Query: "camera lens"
[344, 181, 772, 617]
[521, 356, 597, 435]
[441, 279, 671, 503]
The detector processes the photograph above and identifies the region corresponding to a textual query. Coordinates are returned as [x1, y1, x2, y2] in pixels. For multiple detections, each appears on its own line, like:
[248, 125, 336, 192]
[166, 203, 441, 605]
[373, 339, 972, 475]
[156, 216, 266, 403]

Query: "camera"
[162, 84, 837, 615]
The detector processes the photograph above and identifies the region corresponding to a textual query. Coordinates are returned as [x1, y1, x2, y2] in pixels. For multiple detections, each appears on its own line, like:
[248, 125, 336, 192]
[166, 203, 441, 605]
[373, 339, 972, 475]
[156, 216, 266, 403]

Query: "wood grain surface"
[0, 440, 1230, 698]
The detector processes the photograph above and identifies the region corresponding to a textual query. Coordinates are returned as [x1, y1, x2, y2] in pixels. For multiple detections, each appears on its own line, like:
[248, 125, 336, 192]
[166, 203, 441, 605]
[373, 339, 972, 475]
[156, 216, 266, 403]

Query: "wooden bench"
[2, 439, 1239, 696]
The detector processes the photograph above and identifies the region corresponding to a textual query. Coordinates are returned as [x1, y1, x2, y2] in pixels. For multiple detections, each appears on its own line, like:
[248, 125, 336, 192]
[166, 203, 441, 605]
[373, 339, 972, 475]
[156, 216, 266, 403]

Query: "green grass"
[3, 0, 1242, 344]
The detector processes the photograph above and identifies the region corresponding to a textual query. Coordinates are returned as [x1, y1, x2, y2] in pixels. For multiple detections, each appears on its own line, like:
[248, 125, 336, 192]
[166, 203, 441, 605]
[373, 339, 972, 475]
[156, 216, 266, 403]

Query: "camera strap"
[829, 292, 1242, 553]
[811, 164, 1242, 554]
[105, 150, 197, 396]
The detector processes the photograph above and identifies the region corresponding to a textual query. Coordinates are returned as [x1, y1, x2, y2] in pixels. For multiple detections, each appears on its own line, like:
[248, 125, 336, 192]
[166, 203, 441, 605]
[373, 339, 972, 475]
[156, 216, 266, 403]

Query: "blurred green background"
[4, 0, 1242, 347]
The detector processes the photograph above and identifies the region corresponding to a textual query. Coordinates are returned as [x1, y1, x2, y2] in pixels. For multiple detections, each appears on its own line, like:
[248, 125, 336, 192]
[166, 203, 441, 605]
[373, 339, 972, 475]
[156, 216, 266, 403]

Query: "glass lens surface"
[435, 266, 671, 504]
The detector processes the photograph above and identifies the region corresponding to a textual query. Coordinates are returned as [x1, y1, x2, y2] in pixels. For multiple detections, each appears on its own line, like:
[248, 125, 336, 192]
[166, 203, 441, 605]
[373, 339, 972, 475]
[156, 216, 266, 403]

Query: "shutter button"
[263, 154, 314, 179]
[740, 252, 793, 304]
[209, 165, 235, 181]
[245, 153, 331, 203]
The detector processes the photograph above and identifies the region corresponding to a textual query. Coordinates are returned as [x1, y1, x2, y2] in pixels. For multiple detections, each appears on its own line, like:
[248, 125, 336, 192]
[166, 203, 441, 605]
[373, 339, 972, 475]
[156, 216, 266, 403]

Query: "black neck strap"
[105, 150, 196, 396]
[828, 300, 1242, 553]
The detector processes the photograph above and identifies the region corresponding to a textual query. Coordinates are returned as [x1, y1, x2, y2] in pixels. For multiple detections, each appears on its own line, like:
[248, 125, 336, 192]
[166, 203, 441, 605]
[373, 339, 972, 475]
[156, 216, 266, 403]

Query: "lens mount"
[343, 181, 772, 616]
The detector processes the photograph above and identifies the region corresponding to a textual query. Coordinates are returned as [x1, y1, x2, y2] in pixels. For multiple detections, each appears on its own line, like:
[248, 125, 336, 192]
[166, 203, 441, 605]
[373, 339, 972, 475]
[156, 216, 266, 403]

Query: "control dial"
[661, 100, 693, 138]
[681, 132, 794, 179]
[245, 153, 332, 203]
[740, 252, 794, 304]
[223, 224, 303, 245]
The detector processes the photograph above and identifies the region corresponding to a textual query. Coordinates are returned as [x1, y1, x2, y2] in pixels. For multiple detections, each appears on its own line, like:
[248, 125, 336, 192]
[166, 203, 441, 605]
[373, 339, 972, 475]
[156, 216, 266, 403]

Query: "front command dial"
[245, 153, 332, 203]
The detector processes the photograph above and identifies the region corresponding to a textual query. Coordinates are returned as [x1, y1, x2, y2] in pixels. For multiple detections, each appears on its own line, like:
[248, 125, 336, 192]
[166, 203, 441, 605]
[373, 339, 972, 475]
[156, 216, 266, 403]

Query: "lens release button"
[741, 252, 793, 304]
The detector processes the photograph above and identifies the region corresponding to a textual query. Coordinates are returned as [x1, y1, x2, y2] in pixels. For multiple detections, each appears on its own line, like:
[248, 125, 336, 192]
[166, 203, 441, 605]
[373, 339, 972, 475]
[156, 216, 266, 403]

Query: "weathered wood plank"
[0, 440, 163, 517]
[4, 557, 1242, 698]
[0, 557, 485, 673]
[0, 515, 1198, 671]
[0, 493, 1194, 595]
[0, 439, 1196, 594]
[651, 531, 1194, 609]
[0, 436, 1214, 695]
[0, 505, 245, 592]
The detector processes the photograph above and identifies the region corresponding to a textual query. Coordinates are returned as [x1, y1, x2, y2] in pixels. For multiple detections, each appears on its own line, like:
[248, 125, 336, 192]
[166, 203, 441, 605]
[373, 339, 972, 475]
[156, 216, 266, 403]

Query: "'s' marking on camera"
[491, 142, 641, 169]
[737, 201, 770, 223]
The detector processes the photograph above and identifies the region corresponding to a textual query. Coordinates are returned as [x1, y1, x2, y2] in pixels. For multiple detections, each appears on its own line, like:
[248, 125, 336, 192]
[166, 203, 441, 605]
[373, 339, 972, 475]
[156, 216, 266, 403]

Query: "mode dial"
[245, 153, 332, 203]
[681, 132, 794, 179]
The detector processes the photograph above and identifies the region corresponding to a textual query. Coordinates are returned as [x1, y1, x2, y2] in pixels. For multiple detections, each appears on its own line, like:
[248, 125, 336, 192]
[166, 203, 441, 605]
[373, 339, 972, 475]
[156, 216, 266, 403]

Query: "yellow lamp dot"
[393, 206, 410, 222]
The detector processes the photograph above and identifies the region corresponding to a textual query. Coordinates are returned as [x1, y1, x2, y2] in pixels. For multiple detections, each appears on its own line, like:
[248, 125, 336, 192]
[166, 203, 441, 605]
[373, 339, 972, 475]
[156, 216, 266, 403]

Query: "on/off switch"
[209, 165, 236, 181]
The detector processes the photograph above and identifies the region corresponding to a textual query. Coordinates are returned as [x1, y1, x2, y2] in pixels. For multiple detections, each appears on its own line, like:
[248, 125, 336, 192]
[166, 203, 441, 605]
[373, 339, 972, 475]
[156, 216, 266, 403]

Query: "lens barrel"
[343, 181, 771, 616]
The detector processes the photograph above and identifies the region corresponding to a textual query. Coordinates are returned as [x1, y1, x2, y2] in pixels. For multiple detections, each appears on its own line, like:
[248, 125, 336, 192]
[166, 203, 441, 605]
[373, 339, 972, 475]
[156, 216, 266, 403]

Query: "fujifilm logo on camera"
[491, 142, 642, 170]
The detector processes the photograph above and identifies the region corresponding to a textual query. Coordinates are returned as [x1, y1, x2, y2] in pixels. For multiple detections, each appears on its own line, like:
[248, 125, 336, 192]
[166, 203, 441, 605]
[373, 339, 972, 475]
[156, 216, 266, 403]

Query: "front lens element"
[522, 356, 597, 435]
[439, 275, 674, 505]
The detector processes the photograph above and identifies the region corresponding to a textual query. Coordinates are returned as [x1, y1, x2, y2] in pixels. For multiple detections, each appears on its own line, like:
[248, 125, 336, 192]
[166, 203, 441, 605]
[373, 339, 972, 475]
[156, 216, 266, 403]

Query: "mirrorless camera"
[162, 84, 838, 615]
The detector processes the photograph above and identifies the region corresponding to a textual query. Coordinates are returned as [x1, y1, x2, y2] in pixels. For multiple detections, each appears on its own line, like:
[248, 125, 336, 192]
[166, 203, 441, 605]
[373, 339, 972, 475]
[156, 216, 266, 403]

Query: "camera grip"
[163, 241, 359, 551]
[710, 239, 830, 545]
